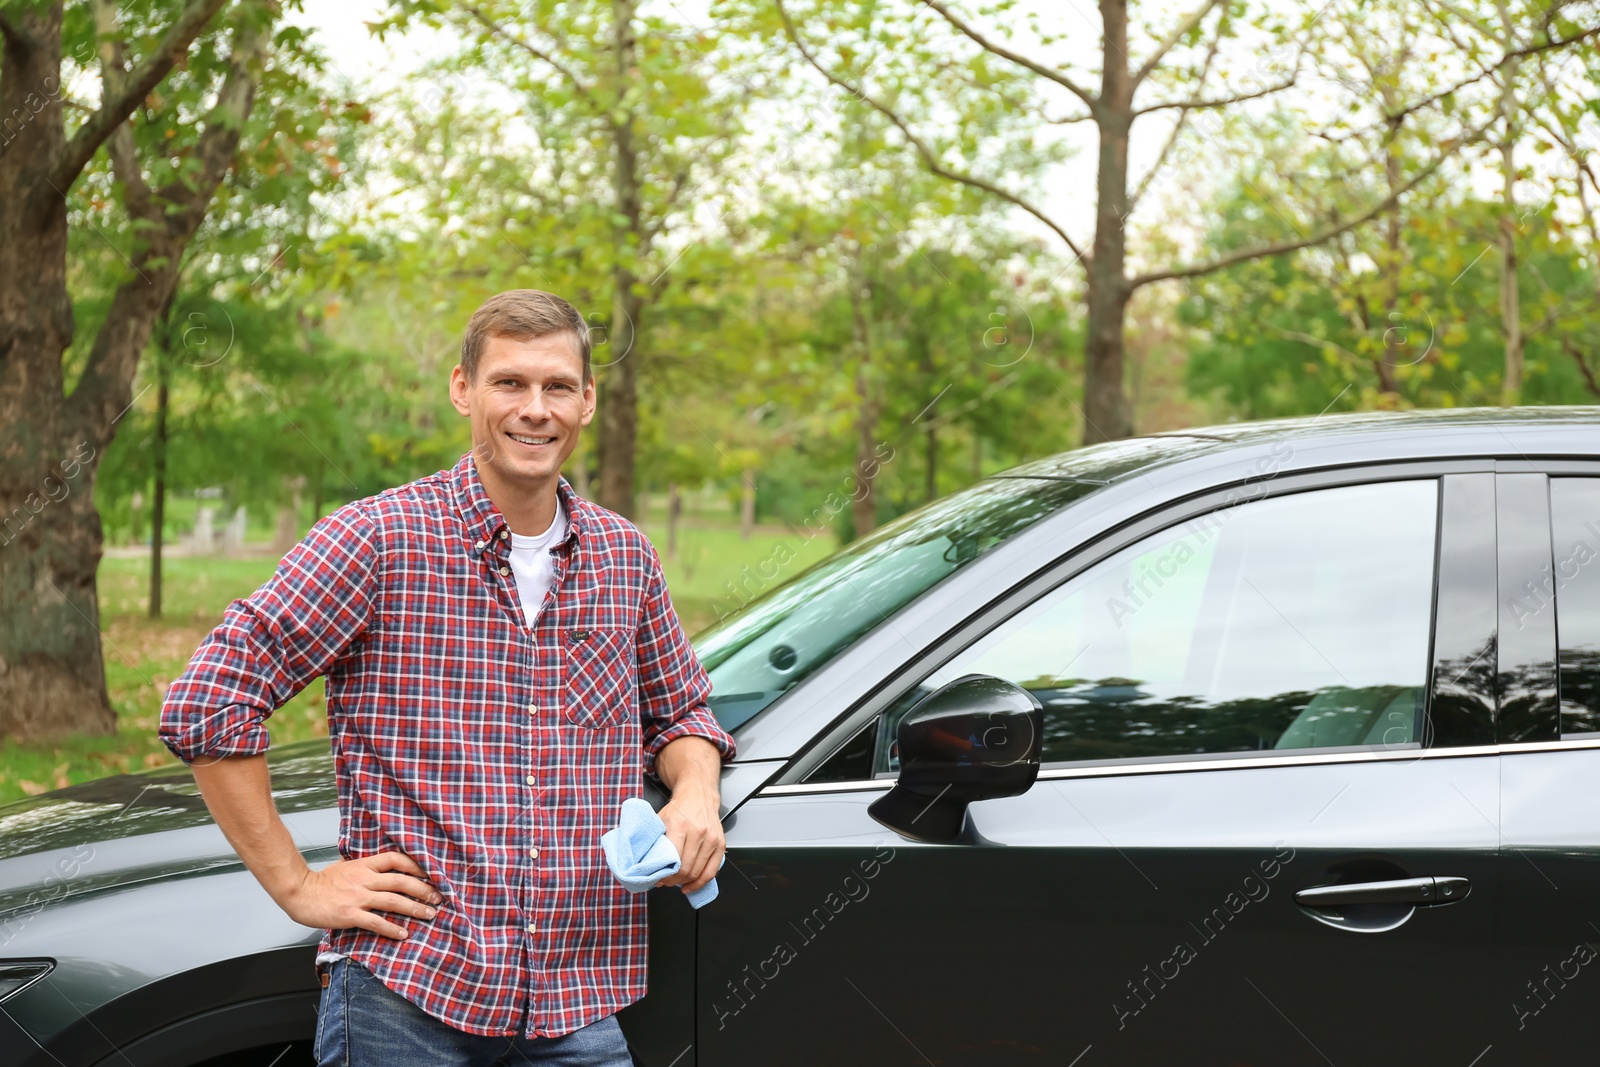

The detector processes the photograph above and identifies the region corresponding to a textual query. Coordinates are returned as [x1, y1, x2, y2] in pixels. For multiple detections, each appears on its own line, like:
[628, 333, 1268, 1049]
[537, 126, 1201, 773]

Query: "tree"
[1182, 191, 1599, 415]
[730, 119, 1078, 537]
[759, 0, 1592, 443]
[1175, 0, 1600, 415]
[82, 15, 370, 616]
[1414, 0, 1600, 403]
[379, 0, 745, 518]
[0, 0, 276, 739]
[1525, 29, 1600, 392]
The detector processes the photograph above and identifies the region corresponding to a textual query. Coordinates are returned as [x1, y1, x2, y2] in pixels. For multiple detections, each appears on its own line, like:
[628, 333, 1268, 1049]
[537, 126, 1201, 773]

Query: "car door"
[700, 467, 1505, 1067]
[1498, 467, 1600, 1058]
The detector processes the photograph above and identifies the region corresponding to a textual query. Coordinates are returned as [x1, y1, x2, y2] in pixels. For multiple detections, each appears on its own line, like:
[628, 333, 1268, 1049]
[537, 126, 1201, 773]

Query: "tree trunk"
[147, 292, 179, 617]
[310, 454, 325, 525]
[1497, 63, 1522, 406]
[598, 0, 642, 519]
[0, 448, 116, 740]
[0, 2, 259, 739]
[1082, 0, 1135, 445]
[149, 361, 169, 619]
[573, 447, 591, 498]
[853, 401, 879, 539]
[274, 474, 304, 555]
[849, 271, 878, 539]
[598, 285, 641, 519]
[1375, 116, 1404, 395]
[666, 482, 681, 559]
[0, 4, 105, 738]
[925, 421, 939, 503]
[739, 475, 755, 541]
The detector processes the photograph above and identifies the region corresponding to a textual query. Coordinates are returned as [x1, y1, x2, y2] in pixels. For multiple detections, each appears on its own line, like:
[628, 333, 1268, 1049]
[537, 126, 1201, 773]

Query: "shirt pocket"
[563, 627, 638, 729]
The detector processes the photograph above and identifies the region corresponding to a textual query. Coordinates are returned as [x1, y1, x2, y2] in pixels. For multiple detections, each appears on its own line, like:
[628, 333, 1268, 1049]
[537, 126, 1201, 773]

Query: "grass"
[635, 508, 837, 631]
[0, 498, 836, 805]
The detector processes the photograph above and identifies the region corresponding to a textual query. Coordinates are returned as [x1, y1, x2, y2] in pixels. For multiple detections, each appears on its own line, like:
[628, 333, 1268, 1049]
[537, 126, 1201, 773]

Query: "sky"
[289, 0, 397, 92]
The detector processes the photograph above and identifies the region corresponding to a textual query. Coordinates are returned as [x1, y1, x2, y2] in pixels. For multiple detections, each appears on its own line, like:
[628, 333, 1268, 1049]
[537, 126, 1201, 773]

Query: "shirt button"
[526, 923, 536, 934]
[527, 703, 538, 714]
[499, 566, 510, 576]
[474, 539, 486, 551]
[526, 775, 536, 785]
[500, 530, 509, 540]
[530, 847, 540, 859]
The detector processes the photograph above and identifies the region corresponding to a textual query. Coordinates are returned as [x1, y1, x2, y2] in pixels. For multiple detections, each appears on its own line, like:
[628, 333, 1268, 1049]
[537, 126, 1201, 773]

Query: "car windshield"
[694, 476, 1103, 732]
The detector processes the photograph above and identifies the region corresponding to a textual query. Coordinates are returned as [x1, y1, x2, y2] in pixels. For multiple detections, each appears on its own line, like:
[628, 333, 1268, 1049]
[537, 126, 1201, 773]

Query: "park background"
[1, 0, 1597, 801]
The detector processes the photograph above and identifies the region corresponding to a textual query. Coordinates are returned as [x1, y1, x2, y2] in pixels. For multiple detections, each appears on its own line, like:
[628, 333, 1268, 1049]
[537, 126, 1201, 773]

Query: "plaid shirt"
[158, 450, 736, 1038]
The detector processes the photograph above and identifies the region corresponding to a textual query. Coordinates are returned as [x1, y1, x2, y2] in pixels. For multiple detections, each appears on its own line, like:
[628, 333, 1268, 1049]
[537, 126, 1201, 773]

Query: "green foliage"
[62, 0, 1600, 581]
[64, 0, 398, 541]
[1184, 185, 1600, 415]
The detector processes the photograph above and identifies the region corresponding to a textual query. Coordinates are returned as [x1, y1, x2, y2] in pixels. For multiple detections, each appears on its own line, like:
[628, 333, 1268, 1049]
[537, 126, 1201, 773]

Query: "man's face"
[450, 332, 595, 488]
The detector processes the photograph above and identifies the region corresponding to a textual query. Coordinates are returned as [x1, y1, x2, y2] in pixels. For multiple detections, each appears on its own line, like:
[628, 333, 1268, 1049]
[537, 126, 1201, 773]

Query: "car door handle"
[1294, 876, 1471, 908]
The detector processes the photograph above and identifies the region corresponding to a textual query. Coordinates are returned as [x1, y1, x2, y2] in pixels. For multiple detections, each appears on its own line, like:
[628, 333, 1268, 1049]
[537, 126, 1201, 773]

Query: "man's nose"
[516, 386, 552, 422]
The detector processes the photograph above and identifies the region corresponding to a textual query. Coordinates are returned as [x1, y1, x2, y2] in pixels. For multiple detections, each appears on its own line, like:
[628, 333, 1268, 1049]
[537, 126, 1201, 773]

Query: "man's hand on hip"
[283, 851, 442, 940]
[187, 754, 441, 939]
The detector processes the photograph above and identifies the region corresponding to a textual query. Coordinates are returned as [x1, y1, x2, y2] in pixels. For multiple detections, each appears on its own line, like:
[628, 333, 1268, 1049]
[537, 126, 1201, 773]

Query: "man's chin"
[506, 458, 557, 482]
[478, 435, 578, 482]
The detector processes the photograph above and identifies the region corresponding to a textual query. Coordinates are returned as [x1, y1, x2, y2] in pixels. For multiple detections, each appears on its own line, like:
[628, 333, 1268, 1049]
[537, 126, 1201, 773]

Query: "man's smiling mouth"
[507, 432, 556, 447]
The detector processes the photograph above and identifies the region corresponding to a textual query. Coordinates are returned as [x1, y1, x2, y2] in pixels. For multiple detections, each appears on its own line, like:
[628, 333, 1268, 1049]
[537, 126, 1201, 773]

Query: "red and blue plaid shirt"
[158, 450, 736, 1038]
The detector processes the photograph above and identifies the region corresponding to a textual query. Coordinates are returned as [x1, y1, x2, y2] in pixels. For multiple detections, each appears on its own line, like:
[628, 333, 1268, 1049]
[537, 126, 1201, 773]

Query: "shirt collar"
[450, 449, 586, 555]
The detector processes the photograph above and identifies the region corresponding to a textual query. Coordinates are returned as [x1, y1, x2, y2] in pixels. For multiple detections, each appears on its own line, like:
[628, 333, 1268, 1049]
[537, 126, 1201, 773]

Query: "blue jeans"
[314, 957, 635, 1066]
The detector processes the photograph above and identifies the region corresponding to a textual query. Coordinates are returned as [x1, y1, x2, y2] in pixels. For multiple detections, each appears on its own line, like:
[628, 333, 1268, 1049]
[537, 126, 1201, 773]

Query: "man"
[158, 289, 735, 1066]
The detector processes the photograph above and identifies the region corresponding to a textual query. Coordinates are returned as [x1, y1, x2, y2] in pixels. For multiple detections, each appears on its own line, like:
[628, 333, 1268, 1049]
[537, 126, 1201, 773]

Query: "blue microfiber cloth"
[601, 797, 722, 909]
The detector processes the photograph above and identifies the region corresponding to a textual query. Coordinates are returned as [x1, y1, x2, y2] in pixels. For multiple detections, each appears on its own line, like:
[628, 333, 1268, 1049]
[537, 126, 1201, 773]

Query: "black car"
[4, 407, 1600, 1066]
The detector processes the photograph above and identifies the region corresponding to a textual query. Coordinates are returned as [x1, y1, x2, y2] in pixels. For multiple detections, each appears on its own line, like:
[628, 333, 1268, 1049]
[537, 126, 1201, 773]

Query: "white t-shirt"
[507, 496, 568, 629]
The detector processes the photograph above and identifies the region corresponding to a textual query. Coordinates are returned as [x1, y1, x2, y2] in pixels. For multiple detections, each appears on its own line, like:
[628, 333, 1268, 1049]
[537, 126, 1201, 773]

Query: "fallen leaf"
[19, 780, 46, 796]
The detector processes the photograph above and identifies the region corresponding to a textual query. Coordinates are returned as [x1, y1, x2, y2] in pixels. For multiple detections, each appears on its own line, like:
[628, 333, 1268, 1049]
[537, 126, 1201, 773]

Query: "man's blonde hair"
[460, 289, 590, 384]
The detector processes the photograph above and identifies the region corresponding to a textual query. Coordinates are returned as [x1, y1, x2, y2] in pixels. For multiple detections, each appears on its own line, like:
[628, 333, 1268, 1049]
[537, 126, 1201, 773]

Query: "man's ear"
[449, 364, 471, 417]
[580, 377, 597, 426]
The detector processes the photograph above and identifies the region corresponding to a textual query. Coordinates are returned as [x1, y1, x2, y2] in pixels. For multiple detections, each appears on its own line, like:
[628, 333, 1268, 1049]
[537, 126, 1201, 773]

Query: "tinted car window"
[881, 480, 1439, 768]
[808, 719, 879, 783]
[695, 476, 1102, 732]
[1550, 478, 1600, 736]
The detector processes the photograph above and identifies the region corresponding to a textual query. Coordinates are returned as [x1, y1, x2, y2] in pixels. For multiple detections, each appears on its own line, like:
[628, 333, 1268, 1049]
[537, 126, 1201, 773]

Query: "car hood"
[0, 740, 337, 919]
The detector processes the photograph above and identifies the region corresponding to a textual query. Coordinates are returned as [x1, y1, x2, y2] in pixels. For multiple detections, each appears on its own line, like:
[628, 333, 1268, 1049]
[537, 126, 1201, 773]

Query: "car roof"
[999, 405, 1600, 484]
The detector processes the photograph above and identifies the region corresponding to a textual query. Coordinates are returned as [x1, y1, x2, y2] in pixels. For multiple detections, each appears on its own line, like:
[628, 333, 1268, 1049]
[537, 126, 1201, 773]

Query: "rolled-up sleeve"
[636, 541, 736, 777]
[158, 503, 380, 765]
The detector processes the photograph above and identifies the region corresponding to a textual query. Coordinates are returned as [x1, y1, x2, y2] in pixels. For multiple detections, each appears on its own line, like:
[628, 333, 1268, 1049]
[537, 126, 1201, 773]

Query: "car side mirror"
[868, 674, 1042, 843]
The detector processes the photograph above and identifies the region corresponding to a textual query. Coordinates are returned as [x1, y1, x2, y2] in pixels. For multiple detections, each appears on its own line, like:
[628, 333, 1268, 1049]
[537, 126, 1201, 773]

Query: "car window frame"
[1497, 472, 1561, 743]
[1524, 467, 1600, 743]
[778, 458, 1500, 790]
[1488, 459, 1600, 749]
